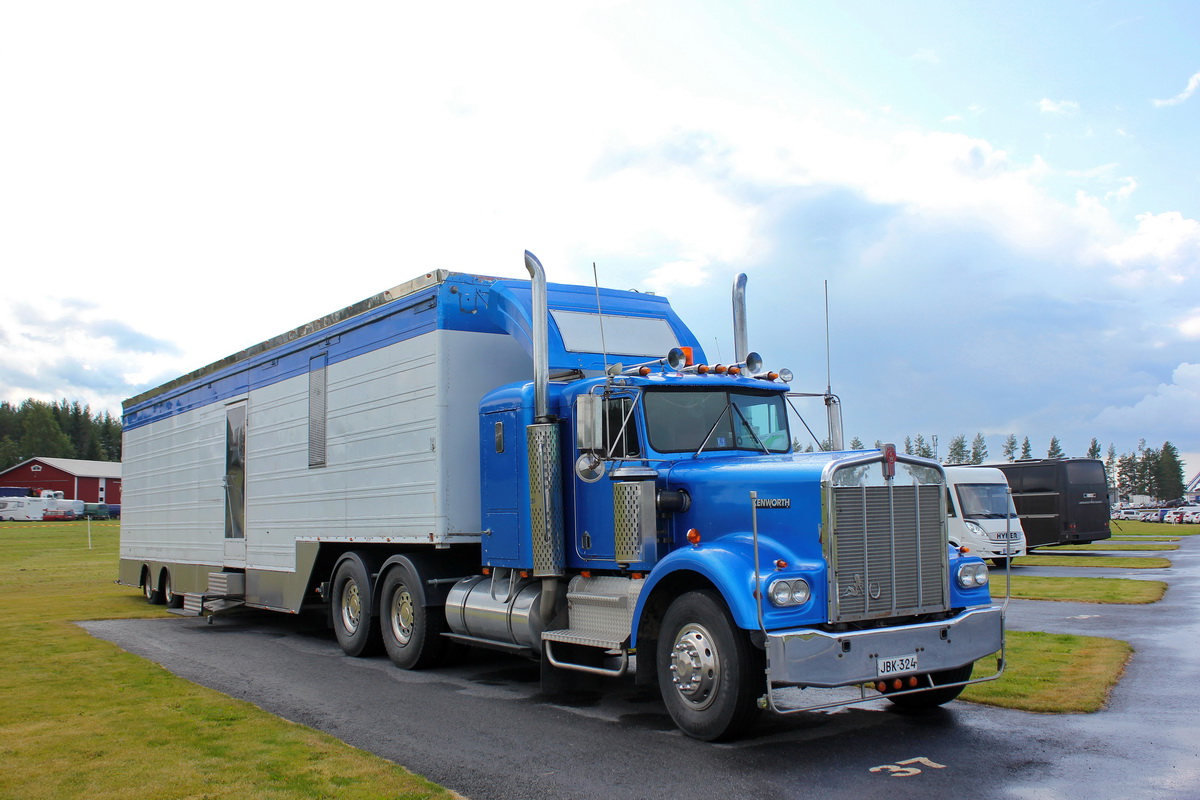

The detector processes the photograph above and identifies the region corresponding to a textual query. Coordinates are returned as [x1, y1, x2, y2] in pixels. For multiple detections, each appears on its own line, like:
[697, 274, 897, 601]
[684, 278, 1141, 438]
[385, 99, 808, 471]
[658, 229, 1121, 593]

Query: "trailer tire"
[143, 569, 163, 605]
[887, 663, 974, 710]
[163, 572, 184, 609]
[331, 558, 382, 657]
[380, 564, 446, 669]
[657, 590, 762, 741]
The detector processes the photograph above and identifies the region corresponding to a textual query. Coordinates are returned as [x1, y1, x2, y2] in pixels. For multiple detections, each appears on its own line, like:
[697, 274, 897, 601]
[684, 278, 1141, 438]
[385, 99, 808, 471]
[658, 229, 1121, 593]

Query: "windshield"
[643, 388, 789, 453]
[955, 483, 1017, 519]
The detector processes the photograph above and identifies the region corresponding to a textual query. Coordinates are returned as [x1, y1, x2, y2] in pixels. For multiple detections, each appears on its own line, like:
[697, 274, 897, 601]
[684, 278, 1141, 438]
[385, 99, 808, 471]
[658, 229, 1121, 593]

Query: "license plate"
[877, 654, 919, 677]
[1001, 532, 1021, 539]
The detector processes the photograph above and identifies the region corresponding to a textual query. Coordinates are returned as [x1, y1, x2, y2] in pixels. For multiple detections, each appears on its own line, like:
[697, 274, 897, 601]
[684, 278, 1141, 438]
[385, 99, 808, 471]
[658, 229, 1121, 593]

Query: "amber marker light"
[774, 559, 788, 570]
[686, 528, 702, 545]
[714, 365, 728, 374]
[638, 366, 651, 376]
[697, 364, 710, 374]
[728, 366, 741, 375]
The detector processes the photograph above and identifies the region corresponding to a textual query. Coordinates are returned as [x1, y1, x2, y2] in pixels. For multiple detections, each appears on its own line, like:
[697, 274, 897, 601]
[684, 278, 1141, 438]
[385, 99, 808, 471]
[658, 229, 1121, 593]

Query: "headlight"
[964, 521, 986, 537]
[767, 578, 811, 607]
[956, 562, 990, 589]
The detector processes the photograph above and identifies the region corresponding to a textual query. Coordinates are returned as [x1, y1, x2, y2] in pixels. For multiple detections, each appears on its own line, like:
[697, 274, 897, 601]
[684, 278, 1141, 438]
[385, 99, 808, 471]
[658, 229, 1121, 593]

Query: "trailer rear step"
[166, 572, 246, 618]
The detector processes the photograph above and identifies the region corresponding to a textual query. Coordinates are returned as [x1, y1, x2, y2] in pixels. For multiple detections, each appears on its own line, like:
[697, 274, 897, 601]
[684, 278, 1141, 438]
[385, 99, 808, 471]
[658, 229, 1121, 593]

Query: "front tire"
[656, 590, 763, 741]
[379, 564, 447, 669]
[331, 557, 382, 657]
[887, 663, 974, 709]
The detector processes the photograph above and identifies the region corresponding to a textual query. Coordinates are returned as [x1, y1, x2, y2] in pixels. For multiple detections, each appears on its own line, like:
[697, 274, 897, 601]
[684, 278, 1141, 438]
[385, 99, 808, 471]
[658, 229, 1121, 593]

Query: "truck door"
[224, 400, 248, 566]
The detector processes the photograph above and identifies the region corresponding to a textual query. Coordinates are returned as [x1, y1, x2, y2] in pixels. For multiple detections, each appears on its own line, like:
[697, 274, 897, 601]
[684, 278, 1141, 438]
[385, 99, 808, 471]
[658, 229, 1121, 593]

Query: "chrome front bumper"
[765, 606, 1004, 687]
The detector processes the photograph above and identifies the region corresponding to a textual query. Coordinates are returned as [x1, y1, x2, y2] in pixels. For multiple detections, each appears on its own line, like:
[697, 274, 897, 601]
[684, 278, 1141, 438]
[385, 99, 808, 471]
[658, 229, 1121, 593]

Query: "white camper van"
[944, 466, 1027, 567]
[0, 497, 44, 522]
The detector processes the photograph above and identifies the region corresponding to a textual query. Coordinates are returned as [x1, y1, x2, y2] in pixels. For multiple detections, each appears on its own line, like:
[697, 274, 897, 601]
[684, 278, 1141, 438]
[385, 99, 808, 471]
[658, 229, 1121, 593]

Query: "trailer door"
[224, 400, 248, 566]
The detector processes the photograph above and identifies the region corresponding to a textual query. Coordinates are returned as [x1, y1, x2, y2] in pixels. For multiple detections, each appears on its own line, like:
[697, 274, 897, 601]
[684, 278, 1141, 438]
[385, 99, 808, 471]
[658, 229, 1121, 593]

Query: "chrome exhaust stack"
[522, 251, 564, 632]
[733, 272, 749, 362]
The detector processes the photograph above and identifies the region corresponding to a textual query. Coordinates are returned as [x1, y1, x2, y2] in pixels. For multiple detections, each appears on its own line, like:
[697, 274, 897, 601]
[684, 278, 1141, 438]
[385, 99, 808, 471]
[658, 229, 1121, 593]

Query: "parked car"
[1114, 508, 1144, 520]
[42, 508, 76, 521]
[106, 503, 120, 519]
[1184, 511, 1200, 524]
[1164, 509, 1186, 524]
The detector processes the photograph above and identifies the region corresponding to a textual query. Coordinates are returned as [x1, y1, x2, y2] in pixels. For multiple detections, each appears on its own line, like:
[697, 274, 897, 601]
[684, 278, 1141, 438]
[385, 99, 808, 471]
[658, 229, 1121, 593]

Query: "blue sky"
[2, 1, 1198, 475]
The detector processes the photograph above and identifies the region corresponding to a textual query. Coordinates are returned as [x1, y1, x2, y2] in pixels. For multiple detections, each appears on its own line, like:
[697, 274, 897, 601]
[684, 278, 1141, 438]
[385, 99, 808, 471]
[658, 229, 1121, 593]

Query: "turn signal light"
[686, 528, 702, 545]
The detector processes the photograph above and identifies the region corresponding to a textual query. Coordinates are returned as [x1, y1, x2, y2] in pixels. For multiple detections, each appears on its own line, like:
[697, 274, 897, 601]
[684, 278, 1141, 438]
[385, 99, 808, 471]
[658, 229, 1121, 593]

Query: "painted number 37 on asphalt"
[869, 757, 947, 778]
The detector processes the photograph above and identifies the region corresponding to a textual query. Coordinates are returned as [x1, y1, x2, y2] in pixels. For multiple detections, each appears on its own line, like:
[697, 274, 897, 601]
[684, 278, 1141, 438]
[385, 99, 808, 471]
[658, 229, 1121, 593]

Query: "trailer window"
[643, 389, 788, 454]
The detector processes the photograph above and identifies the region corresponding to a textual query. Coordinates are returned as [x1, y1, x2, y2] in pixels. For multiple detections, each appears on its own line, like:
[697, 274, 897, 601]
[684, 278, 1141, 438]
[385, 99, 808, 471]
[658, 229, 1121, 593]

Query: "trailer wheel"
[380, 564, 446, 669]
[887, 663, 974, 710]
[143, 569, 163, 605]
[657, 590, 762, 741]
[331, 558, 382, 657]
[162, 571, 183, 609]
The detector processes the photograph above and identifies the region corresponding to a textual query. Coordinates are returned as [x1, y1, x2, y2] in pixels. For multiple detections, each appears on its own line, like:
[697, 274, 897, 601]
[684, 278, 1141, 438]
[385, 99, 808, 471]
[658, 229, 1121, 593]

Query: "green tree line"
[0, 399, 122, 471]
[835, 431, 1187, 504]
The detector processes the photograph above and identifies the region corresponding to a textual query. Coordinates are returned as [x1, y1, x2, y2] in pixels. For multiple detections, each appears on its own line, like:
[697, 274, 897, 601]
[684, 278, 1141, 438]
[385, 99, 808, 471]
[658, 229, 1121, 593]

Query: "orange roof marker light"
[686, 528, 702, 545]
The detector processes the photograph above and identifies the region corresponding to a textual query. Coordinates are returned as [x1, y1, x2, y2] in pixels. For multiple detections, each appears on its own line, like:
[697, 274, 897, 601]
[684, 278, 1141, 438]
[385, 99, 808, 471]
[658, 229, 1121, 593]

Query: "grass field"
[962, 633, 1131, 712]
[1017, 554, 1172, 569]
[1001, 575, 1166, 604]
[0, 521, 455, 800]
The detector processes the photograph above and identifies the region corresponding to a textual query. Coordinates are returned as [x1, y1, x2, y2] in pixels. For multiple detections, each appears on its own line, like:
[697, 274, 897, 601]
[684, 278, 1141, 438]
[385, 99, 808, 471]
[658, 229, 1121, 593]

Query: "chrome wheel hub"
[341, 579, 362, 634]
[389, 587, 415, 645]
[669, 622, 720, 710]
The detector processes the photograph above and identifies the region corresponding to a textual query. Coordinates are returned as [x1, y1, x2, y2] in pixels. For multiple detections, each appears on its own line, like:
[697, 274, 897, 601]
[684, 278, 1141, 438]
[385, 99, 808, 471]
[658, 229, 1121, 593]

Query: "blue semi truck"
[120, 252, 1003, 740]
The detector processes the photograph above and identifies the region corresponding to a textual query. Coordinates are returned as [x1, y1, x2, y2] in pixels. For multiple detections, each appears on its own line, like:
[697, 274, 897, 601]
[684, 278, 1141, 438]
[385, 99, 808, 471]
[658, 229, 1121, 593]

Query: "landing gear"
[656, 590, 762, 741]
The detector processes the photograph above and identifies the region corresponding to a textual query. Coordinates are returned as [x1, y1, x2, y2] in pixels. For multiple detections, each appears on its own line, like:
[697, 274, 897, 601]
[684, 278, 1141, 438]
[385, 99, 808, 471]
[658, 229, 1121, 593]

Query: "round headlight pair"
[957, 562, 990, 589]
[768, 578, 811, 607]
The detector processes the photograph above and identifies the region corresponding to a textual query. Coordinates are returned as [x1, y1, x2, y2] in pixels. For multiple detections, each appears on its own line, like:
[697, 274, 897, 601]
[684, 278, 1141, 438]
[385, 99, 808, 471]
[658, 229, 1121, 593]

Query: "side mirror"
[576, 394, 604, 451]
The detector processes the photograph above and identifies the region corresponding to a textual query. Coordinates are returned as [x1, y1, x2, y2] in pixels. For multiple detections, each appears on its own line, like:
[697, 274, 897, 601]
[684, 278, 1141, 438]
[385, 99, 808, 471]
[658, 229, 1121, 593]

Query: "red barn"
[0, 458, 122, 504]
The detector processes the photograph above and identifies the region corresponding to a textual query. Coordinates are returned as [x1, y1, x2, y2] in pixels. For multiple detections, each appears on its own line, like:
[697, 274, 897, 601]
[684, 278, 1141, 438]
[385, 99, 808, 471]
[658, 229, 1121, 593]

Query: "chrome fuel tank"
[444, 572, 547, 653]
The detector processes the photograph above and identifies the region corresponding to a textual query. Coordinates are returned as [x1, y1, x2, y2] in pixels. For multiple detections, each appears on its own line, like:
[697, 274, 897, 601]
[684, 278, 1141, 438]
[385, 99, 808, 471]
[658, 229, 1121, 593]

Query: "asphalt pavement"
[82, 536, 1200, 800]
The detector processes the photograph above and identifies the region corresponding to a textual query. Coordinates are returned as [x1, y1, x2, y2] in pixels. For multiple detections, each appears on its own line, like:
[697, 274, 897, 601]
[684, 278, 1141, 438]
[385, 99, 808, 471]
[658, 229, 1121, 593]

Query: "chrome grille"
[828, 483, 947, 623]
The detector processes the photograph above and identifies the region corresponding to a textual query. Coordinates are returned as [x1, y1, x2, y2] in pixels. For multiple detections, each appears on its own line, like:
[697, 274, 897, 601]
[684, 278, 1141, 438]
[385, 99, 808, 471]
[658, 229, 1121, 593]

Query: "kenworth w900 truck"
[120, 252, 1004, 740]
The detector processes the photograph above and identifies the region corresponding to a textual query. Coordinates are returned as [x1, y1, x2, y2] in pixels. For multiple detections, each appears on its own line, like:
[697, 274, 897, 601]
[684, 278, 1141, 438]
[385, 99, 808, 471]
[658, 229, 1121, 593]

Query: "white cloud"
[1105, 211, 1200, 286]
[1039, 98, 1080, 114]
[1152, 71, 1200, 107]
[911, 49, 940, 65]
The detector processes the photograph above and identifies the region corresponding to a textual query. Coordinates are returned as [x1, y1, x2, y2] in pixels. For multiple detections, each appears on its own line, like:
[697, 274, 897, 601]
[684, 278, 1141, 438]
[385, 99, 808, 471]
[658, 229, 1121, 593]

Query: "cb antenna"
[593, 262, 611, 379]
[824, 279, 832, 395]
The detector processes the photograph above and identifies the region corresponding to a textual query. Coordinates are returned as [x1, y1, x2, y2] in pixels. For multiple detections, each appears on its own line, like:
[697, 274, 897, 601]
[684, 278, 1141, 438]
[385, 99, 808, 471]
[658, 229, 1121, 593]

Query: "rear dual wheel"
[331, 558, 382, 657]
[379, 564, 449, 669]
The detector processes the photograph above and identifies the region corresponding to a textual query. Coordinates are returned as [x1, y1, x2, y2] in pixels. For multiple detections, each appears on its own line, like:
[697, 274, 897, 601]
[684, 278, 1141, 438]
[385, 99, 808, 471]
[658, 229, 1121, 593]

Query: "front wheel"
[887, 663, 974, 709]
[379, 564, 447, 669]
[656, 590, 763, 741]
[331, 557, 382, 657]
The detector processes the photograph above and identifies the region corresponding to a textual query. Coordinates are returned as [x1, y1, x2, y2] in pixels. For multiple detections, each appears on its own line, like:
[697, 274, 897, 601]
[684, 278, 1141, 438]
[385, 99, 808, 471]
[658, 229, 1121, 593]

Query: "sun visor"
[483, 280, 707, 373]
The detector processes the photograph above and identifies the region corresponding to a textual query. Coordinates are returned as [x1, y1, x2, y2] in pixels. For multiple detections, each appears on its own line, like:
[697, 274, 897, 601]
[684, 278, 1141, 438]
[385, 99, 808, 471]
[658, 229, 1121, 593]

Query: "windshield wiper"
[694, 405, 730, 456]
[730, 402, 770, 454]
